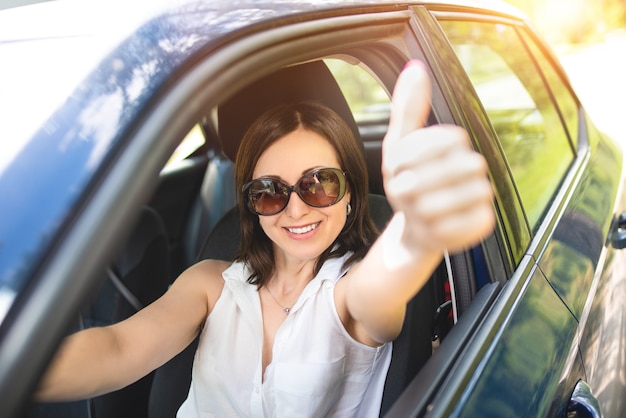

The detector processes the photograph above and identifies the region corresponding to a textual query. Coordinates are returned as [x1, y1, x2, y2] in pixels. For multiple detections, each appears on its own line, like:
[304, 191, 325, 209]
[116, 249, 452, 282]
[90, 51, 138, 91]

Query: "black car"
[1, 0, 624, 416]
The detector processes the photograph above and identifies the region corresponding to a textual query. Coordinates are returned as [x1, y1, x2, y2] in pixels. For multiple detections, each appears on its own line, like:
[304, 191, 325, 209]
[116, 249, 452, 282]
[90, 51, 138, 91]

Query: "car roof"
[0, 0, 522, 163]
[0, 0, 522, 43]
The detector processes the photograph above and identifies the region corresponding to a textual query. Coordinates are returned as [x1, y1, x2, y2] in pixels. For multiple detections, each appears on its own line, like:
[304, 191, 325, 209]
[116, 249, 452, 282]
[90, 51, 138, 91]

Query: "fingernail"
[403, 59, 426, 71]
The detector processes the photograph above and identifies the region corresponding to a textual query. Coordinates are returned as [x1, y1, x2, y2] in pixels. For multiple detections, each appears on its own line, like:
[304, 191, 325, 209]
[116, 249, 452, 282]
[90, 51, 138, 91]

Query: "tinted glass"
[440, 21, 575, 231]
[519, 30, 579, 145]
[325, 58, 391, 127]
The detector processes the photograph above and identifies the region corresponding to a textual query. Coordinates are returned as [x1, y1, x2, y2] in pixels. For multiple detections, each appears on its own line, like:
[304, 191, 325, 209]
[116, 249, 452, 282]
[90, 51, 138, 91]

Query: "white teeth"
[287, 223, 319, 234]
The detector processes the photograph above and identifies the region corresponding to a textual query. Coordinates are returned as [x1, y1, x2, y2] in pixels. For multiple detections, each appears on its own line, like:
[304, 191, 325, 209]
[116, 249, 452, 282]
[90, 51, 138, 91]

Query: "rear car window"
[440, 21, 575, 231]
[325, 58, 390, 129]
[164, 124, 206, 170]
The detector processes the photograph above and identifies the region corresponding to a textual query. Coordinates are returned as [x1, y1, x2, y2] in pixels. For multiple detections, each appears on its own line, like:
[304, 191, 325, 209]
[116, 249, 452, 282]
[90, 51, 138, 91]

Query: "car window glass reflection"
[519, 30, 579, 146]
[440, 21, 575, 232]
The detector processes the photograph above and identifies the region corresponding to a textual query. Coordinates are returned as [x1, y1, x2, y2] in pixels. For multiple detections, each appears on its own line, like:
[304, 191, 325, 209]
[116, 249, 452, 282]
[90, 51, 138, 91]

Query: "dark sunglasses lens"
[298, 169, 343, 207]
[248, 180, 289, 215]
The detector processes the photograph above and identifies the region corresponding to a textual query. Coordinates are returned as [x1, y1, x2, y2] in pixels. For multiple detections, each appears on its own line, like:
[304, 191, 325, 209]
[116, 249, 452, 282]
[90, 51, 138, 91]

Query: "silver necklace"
[264, 287, 292, 315]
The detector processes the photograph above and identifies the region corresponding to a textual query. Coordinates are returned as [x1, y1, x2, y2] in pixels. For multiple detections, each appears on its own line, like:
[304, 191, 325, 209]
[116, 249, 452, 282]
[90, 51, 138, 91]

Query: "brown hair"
[234, 101, 378, 287]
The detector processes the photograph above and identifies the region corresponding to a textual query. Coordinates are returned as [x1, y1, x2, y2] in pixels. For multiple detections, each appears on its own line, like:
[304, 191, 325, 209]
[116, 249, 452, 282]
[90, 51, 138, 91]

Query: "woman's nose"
[283, 191, 310, 218]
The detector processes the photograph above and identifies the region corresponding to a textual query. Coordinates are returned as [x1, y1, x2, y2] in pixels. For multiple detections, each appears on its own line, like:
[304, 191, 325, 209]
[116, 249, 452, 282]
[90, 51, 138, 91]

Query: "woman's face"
[252, 127, 350, 265]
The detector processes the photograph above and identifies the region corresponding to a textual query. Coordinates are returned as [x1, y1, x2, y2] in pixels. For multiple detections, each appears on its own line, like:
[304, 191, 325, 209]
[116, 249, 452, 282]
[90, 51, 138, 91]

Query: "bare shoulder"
[175, 259, 230, 311]
[185, 258, 231, 278]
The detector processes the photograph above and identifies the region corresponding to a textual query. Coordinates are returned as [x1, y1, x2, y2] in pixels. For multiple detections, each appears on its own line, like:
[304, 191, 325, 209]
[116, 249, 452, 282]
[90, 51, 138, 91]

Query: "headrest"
[218, 61, 360, 162]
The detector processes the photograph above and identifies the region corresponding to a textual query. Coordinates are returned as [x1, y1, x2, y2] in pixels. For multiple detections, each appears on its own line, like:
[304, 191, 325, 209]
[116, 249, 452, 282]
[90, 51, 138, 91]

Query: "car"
[1, 0, 625, 417]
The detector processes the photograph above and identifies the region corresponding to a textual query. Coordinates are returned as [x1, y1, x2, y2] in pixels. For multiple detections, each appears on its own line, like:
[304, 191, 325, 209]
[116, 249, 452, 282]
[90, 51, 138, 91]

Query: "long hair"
[234, 101, 378, 287]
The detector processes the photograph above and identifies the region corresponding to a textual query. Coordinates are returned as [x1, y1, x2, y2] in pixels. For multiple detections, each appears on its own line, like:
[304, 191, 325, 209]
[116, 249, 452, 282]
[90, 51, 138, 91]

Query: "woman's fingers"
[384, 60, 432, 146]
[384, 125, 475, 194]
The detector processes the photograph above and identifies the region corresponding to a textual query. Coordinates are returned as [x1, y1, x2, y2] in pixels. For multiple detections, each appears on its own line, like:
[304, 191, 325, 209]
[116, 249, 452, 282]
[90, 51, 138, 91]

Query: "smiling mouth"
[286, 222, 320, 235]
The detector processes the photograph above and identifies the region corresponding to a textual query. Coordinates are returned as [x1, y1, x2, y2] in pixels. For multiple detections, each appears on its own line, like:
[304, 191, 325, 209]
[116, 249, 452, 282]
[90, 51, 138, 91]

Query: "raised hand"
[382, 60, 495, 254]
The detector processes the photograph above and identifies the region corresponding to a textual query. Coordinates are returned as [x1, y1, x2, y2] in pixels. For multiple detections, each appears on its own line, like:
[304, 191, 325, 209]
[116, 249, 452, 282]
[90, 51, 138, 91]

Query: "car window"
[163, 123, 206, 170]
[325, 58, 391, 129]
[325, 58, 391, 195]
[518, 30, 579, 145]
[439, 21, 575, 231]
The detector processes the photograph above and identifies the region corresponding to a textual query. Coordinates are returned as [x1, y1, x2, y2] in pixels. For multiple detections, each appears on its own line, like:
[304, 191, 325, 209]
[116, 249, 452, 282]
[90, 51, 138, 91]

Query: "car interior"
[25, 58, 494, 418]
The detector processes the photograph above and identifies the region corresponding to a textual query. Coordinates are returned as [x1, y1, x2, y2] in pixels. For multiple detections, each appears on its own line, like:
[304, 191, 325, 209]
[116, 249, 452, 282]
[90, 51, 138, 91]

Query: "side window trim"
[515, 26, 581, 153]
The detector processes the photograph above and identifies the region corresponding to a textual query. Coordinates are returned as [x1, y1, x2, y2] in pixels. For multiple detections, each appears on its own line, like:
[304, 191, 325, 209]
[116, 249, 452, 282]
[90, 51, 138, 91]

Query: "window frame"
[396, 8, 591, 416]
[437, 18, 578, 233]
[429, 9, 590, 270]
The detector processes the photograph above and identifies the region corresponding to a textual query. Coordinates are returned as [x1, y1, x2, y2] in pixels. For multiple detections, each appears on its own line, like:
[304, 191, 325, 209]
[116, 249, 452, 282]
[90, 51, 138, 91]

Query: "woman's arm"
[338, 61, 495, 346]
[36, 259, 227, 401]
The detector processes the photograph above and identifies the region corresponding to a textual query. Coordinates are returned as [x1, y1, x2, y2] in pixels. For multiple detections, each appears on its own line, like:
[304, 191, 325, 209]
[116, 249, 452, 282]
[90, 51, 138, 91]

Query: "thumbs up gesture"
[382, 60, 495, 254]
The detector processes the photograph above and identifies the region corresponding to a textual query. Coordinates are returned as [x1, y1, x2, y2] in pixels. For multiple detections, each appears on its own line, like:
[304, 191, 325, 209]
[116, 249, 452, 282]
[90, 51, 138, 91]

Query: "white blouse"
[177, 254, 392, 418]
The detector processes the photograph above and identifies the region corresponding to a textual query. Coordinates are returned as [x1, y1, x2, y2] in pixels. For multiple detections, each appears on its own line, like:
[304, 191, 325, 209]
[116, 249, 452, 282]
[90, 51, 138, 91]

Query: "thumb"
[385, 60, 432, 143]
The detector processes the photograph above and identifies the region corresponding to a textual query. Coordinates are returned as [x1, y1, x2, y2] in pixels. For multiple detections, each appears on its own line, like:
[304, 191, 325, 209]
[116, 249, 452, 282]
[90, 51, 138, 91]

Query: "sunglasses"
[242, 167, 347, 216]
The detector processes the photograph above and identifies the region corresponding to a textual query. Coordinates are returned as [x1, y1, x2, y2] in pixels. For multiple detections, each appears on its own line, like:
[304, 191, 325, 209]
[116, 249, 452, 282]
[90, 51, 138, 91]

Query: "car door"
[0, 4, 499, 417]
[384, 6, 626, 417]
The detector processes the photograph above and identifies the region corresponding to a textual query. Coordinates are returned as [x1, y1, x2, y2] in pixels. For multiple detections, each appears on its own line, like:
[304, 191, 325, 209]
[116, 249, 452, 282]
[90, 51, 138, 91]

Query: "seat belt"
[106, 267, 144, 312]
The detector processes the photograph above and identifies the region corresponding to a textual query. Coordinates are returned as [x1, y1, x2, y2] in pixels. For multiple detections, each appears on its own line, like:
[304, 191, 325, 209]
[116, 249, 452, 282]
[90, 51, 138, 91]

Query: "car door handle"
[610, 211, 626, 249]
[567, 380, 602, 418]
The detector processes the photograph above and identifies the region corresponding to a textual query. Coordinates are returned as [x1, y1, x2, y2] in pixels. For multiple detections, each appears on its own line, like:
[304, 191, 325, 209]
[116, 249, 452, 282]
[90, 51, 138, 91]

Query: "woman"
[37, 62, 494, 416]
